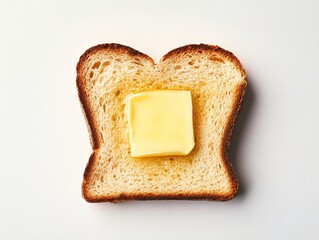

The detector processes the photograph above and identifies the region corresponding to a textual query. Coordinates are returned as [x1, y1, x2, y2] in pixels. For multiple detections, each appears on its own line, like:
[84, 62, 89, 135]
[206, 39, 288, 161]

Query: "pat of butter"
[127, 90, 195, 157]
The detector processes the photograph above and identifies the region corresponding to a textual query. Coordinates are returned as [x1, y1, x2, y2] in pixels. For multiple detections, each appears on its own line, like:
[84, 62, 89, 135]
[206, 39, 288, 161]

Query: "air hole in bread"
[102, 103, 106, 113]
[169, 158, 174, 160]
[99, 98, 103, 107]
[218, 164, 221, 170]
[100, 61, 111, 73]
[100, 132, 104, 143]
[209, 56, 224, 63]
[194, 66, 199, 69]
[115, 90, 120, 96]
[198, 50, 203, 54]
[111, 115, 116, 121]
[113, 70, 117, 74]
[175, 65, 182, 70]
[89, 71, 94, 78]
[92, 61, 101, 69]
[188, 61, 194, 65]
[102, 61, 110, 67]
[133, 61, 143, 66]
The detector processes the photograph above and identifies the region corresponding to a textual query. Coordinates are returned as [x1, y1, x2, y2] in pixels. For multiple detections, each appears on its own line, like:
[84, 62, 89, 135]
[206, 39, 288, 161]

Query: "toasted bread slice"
[77, 43, 246, 202]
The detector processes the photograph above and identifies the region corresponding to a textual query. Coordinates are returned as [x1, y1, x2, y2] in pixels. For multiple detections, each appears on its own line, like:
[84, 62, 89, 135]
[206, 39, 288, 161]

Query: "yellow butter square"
[127, 90, 195, 157]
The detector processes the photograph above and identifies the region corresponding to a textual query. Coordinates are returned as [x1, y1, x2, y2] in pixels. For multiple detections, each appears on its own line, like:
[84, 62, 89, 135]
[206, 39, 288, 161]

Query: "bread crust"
[77, 43, 246, 203]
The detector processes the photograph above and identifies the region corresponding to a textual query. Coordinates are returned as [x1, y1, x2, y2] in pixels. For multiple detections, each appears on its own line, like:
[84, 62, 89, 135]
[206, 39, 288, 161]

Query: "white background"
[1, 0, 319, 239]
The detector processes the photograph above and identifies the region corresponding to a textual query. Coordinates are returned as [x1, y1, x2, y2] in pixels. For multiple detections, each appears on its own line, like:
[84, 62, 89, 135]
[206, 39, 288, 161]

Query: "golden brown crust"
[77, 43, 247, 203]
[84, 192, 236, 203]
[76, 77, 99, 150]
[220, 81, 247, 199]
[81, 151, 96, 200]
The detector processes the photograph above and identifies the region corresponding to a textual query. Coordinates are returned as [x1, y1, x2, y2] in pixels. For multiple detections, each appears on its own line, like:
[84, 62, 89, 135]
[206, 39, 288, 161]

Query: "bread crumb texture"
[77, 43, 247, 202]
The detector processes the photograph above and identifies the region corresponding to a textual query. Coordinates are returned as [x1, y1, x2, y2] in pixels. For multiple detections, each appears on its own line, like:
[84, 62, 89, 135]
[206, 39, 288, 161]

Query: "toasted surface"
[77, 43, 246, 202]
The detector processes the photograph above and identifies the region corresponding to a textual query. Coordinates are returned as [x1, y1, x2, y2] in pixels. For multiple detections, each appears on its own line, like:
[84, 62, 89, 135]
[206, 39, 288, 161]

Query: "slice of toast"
[77, 43, 246, 202]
